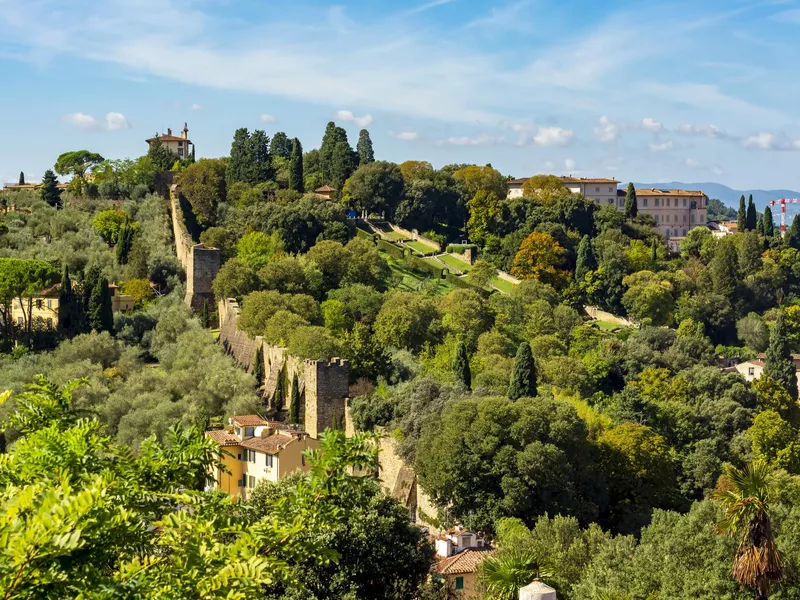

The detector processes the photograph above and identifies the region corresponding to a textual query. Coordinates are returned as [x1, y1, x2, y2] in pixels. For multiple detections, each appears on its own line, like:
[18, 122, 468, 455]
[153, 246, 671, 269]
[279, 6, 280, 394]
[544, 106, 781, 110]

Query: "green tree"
[575, 235, 596, 282]
[710, 237, 739, 299]
[39, 169, 62, 208]
[115, 220, 135, 265]
[54, 150, 105, 191]
[57, 265, 82, 335]
[0, 258, 59, 347]
[765, 312, 798, 401]
[18, 171, 24, 185]
[738, 195, 747, 232]
[624, 182, 638, 219]
[270, 131, 292, 159]
[511, 231, 569, 289]
[93, 209, 130, 244]
[147, 134, 179, 171]
[788, 216, 800, 251]
[466, 259, 497, 289]
[453, 339, 472, 389]
[737, 313, 770, 352]
[480, 553, 553, 600]
[212, 258, 260, 301]
[88, 276, 114, 334]
[227, 127, 273, 187]
[341, 321, 392, 383]
[713, 462, 783, 600]
[253, 344, 264, 387]
[320, 121, 357, 191]
[341, 161, 405, 217]
[289, 137, 304, 193]
[178, 158, 226, 225]
[763, 205, 775, 237]
[357, 128, 375, 164]
[237, 230, 285, 271]
[289, 372, 300, 423]
[508, 342, 537, 400]
[747, 194, 758, 231]
[374, 291, 439, 351]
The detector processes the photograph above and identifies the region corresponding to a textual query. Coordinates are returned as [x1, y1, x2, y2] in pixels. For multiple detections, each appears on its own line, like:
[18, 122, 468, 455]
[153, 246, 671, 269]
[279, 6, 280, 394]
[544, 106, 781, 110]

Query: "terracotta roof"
[436, 548, 493, 575]
[146, 134, 191, 143]
[232, 415, 269, 426]
[636, 188, 707, 197]
[509, 176, 620, 185]
[206, 429, 241, 446]
[240, 432, 299, 454]
[315, 185, 337, 193]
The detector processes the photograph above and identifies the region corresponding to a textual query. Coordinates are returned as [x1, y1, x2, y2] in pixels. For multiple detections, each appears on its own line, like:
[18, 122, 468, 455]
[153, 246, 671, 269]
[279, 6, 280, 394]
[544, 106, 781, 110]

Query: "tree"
[357, 128, 375, 164]
[624, 182, 638, 219]
[511, 232, 569, 288]
[147, 135, 179, 171]
[466, 259, 497, 289]
[709, 237, 739, 299]
[341, 161, 405, 217]
[521, 175, 570, 204]
[453, 339, 472, 389]
[788, 216, 800, 251]
[178, 159, 226, 225]
[271, 131, 292, 159]
[54, 150, 105, 190]
[18, 171, 24, 185]
[320, 121, 357, 191]
[764, 205, 775, 237]
[237, 230, 285, 270]
[289, 372, 300, 423]
[115, 220, 135, 265]
[57, 265, 83, 335]
[713, 462, 782, 600]
[747, 195, 758, 231]
[480, 553, 552, 600]
[737, 195, 747, 232]
[452, 164, 509, 200]
[88, 276, 114, 333]
[120, 279, 155, 308]
[622, 271, 675, 326]
[508, 342, 537, 400]
[0, 258, 59, 347]
[93, 209, 130, 244]
[341, 322, 392, 383]
[764, 312, 798, 401]
[374, 291, 439, 351]
[253, 344, 264, 387]
[40, 169, 62, 208]
[289, 138, 304, 193]
[575, 235, 596, 282]
[227, 127, 273, 187]
[737, 313, 770, 352]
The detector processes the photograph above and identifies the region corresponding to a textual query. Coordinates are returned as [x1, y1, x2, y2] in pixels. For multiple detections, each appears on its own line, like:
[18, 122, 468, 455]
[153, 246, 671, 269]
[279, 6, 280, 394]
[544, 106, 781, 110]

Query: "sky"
[2, 0, 800, 191]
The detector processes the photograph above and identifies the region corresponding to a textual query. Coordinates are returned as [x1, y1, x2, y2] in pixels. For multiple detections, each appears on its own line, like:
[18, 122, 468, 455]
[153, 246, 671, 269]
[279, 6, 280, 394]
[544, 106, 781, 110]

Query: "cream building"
[734, 354, 800, 393]
[11, 284, 60, 331]
[508, 176, 620, 204]
[206, 415, 318, 500]
[633, 188, 708, 239]
[434, 529, 492, 600]
[145, 123, 193, 161]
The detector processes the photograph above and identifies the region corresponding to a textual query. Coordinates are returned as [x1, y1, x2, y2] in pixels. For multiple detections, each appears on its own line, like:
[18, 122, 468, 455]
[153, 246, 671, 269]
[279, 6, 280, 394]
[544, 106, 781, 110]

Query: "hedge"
[446, 243, 478, 254]
[377, 238, 406, 260]
[406, 255, 447, 279]
[355, 227, 375, 241]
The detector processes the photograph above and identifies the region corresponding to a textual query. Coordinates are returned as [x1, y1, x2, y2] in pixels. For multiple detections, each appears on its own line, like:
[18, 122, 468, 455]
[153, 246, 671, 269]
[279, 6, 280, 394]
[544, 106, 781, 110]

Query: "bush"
[446, 243, 478, 254]
[377, 238, 405, 260]
[130, 184, 150, 200]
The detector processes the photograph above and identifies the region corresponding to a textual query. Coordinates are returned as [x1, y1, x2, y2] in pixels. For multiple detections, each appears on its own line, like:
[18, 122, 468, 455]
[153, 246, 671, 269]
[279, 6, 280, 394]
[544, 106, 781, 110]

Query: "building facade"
[508, 176, 620, 204]
[434, 529, 492, 599]
[11, 285, 60, 331]
[206, 415, 319, 500]
[633, 188, 708, 239]
[146, 123, 193, 160]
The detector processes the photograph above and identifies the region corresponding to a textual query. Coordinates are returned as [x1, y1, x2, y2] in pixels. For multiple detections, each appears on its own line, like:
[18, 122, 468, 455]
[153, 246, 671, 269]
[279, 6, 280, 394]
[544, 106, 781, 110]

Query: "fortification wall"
[169, 185, 220, 311]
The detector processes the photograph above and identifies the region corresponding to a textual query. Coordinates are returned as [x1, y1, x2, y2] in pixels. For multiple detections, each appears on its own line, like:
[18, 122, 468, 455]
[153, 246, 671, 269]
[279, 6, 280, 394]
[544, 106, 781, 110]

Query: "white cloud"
[677, 123, 728, 138]
[404, 0, 456, 16]
[649, 140, 673, 152]
[641, 117, 663, 132]
[191, 103, 202, 111]
[260, 114, 276, 123]
[335, 110, 373, 128]
[104, 112, 129, 130]
[684, 157, 700, 168]
[564, 158, 576, 170]
[685, 157, 724, 175]
[443, 133, 504, 146]
[62, 112, 97, 130]
[533, 126, 574, 147]
[742, 132, 800, 151]
[390, 130, 419, 141]
[593, 116, 619, 142]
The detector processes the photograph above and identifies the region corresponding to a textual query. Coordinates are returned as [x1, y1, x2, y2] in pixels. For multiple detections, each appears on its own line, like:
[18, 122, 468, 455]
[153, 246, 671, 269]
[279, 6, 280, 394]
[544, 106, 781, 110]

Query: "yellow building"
[146, 123, 193, 161]
[314, 185, 337, 200]
[206, 415, 318, 500]
[435, 547, 492, 599]
[11, 284, 60, 331]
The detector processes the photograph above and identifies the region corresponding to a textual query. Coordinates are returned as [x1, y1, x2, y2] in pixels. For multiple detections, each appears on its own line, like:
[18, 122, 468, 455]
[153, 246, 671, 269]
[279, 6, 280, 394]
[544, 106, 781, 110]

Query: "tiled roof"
[315, 185, 336, 192]
[146, 134, 191, 143]
[636, 188, 706, 197]
[232, 415, 269, 426]
[436, 548, 493, 575]
[206, 429, 241, 446]
[508, 176, 620, 185]
[240, 432, 300, 454]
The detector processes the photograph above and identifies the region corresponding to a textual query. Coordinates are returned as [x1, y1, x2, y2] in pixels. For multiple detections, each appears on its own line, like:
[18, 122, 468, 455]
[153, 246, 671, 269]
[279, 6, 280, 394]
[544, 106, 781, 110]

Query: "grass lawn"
[438, 254, 472, 272]
[489, 276, 516, 294]
[406, 240, 437, 256]
[424, 257, 457, 272]
[594, 320, 621, 331]
[384, 230, 409, 241]
[381, 254, 454, 295]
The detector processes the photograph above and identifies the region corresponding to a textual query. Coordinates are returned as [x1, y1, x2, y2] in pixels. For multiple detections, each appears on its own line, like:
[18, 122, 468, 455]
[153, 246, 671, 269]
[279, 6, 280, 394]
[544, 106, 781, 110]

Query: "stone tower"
[303, 357, 349, 438]
[184, 244, 220, 312]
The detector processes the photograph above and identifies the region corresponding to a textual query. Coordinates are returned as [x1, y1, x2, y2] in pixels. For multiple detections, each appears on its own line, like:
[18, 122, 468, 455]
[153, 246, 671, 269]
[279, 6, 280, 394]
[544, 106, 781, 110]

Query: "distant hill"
[634, 182, 800, 211]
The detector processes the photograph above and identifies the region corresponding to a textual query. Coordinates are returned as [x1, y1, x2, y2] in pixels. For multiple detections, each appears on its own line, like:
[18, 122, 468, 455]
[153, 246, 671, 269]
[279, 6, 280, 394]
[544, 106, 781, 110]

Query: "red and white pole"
[782, 199, 787, 234]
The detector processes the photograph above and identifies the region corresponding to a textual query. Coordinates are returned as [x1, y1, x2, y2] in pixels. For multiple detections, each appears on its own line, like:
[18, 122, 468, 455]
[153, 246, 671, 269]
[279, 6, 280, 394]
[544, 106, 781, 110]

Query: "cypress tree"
[357, 129, 375, 165]
[765, 312, 798, 401]
[99, 278, 113, 333]
[508, 342, 537, 401]
[709, 238, 739, 299]
[575, 235, 596, 282]
[788, 216, 800, 250]
[200, 299, 210, 328]
[764, 205, 775, 237]
[289, 373, 300, 424]
[757, 214, 764, 236]
[623, 182, 638, 219]
[115, 222, 134, 265]
[40, 169, 62, 208]
[253, 345, 264, 386]
[18, 171, 24, 185]
[746, 195, 757, 231]
[274, 369, 284, 410]
[453, 340, 471, 390]
[288, 138, 304, 193]
[270, 132, 292, 160]
[737, 195, 747, 232]
[57, 265, 79, 335]
[190, 146, 196, 163]
[651, 238, 659, 266]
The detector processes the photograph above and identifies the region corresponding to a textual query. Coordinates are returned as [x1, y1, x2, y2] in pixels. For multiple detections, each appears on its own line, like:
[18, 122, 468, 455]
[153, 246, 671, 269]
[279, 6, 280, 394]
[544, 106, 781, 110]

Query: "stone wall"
[304, 358, 349, 438]
[496, 269, 521, 284]
[169, 185, 220, 311]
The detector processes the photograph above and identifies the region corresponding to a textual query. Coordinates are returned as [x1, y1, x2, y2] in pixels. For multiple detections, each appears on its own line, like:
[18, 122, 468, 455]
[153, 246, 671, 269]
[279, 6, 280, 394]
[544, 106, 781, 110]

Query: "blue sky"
[2, 0, 800, 191]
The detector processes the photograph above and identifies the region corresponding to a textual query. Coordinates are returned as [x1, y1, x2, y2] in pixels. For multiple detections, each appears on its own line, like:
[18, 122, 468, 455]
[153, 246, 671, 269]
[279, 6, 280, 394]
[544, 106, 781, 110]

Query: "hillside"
[634, 181, 800, 210]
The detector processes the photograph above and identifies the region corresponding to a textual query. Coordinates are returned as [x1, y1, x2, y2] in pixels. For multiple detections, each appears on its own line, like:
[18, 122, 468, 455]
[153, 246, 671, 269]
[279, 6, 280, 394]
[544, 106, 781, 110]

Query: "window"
[595, 187, 600, 192]
[683, 198, 687, 207]
[237, 453, 242, 460]
[682, 229, 687, 236]
[17, 317, 23, 326]
[666, 198, 671, 207]
[683, 214, 687, 223]
[748, 367, 755, 377]
[178, 149, 184, 157]
[655, 215, 659, 223]
[609, 187, 614, 193]
[691, 215, 695, 224]
[178, 141, 183, 147]
[455, 577, 464, 590]
[248, 475, 256, 488]
[244, 426, 254, 438]
[642, 198, 648, 207]
[235, 427, 242, 438]
[266, 454, 274, 468]
[607, 198, 613, 204]
[35, 299, 43, 309]
[47, 299, 52, 309]
[655, 198, 659, 207]
[618, 199, 624, 207]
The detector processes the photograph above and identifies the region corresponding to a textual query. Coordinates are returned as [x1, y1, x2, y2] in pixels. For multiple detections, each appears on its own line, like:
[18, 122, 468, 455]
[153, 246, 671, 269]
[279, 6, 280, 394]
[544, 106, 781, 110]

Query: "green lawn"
[438, 254, 472, 272]
[384, 230, 410, 241]
[406, 240, 437, 256]
[594, 320, 621, 331]
[381, 253, 453, 295]
[489, 276, 516, 294]
[424, 257, 457, 272]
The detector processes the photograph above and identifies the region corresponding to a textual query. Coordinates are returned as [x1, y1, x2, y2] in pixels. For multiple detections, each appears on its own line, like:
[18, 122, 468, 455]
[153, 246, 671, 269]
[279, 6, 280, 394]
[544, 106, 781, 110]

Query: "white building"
[146, 123, 193, 161]
[734, 354, 800, 391]
[508, 176, 620, 204]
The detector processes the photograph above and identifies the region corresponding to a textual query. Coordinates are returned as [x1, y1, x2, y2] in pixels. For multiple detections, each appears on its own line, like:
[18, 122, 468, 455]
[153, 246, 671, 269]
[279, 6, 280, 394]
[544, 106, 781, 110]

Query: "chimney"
[167, 128, 172, 136]
[182, 122, 189, 140]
